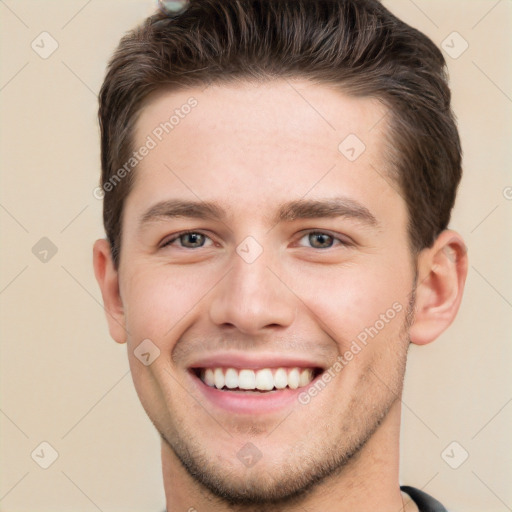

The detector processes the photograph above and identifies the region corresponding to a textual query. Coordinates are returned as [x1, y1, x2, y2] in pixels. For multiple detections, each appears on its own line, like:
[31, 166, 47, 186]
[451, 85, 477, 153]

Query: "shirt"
[401, 485, 448, 512]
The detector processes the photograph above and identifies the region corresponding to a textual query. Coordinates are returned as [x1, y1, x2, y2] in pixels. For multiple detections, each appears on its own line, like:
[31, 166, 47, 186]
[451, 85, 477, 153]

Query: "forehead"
[135, 78, 388, 159]
[126, 78, 401, 226]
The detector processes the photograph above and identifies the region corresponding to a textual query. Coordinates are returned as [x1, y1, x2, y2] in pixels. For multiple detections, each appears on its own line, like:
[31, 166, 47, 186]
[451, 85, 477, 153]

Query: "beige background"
[0, 1, 511, 511]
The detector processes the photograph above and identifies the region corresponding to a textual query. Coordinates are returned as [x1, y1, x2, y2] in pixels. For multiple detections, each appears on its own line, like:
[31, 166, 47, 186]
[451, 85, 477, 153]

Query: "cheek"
[289, 261, 411, 348]
[121, 264, 217, 342]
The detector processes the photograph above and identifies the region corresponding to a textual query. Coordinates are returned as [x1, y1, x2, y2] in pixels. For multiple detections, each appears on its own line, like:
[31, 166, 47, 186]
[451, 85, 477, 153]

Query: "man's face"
[117, 79, 416, 504]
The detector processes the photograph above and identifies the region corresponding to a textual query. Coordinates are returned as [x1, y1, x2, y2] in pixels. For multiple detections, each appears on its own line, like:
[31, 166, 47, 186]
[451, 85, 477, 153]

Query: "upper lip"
[187, 352, 326, 370]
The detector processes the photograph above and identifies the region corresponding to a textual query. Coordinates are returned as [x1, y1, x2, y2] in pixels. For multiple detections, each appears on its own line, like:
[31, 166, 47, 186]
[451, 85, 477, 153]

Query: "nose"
[209, 244, 297, 335]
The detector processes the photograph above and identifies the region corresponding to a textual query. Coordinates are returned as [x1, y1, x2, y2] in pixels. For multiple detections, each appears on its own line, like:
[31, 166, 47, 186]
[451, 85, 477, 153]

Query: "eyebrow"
[275, 197, 378, 227]
[139, 197, 379, 229]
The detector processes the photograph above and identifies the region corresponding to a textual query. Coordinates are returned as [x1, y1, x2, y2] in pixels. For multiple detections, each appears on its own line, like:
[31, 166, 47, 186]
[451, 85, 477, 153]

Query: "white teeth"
[288, 368, 300, 389]
[255, 369, 274, 391]
[274, 368, 288, 389]
[238, 369, 256, 389]
[214, 368, 224, 389]
[204, 368, 215, 387]
[198, 366, 317, 391]
[224, 368, 239, 389]
[299, 368, 313, 387]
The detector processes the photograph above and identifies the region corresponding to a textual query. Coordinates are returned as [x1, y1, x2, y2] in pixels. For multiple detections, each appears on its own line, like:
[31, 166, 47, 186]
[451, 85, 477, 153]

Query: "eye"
[160, 231, 214, 249]
[297, 231, 349, 249]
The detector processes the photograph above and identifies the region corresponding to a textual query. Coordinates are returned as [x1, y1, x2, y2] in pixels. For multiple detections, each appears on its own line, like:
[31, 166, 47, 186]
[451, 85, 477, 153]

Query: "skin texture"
[94, 79, 467, 512]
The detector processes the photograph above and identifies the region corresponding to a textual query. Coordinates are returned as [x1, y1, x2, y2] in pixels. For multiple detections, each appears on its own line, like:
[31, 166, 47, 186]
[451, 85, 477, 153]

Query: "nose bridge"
[209, 238, 296, 333]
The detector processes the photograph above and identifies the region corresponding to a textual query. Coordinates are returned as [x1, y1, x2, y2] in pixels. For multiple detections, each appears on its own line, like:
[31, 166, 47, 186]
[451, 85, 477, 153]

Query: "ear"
[93, 239, 127, 344]
[409, 230, 468, 346]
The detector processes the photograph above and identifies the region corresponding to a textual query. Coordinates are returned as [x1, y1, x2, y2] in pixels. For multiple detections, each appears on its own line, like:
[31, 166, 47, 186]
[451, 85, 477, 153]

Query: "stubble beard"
[156, 290, 416, 512]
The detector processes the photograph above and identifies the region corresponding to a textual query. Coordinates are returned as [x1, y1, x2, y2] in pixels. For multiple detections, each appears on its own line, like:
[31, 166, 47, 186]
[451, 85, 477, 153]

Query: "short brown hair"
[98, 0, 462, 268]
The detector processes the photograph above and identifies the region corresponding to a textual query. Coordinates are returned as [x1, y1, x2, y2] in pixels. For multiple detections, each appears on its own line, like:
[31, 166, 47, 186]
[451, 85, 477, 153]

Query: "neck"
[162, 400, 411, 512]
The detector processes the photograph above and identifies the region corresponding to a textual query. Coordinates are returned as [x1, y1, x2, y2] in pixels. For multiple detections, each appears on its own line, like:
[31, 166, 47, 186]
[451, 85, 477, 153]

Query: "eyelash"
[160, 230, 352, 250]
[160, 230, 215, 249]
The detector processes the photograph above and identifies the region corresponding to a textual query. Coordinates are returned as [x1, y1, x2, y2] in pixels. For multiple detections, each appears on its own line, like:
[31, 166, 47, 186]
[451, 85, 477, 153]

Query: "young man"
[93, 1, 468, 510]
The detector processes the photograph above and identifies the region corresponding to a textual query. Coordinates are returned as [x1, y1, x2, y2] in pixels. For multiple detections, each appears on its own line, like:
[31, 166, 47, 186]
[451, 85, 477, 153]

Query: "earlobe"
[92, 239, 128, 344]
[409, 230, 468, 346]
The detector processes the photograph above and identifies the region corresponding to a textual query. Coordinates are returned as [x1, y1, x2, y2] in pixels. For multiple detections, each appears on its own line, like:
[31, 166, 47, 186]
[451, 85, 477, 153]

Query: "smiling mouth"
[190, 366, 324, 393]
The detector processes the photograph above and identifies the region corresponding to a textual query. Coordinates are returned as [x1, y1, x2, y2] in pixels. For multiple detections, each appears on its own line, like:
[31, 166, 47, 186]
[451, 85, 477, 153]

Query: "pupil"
[185, 233, 203, 247]
[311, 233, 332, 248]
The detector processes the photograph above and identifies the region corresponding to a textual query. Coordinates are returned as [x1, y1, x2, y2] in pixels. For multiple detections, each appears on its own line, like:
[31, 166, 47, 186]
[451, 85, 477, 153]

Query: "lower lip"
[188, 370, 320, 415]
